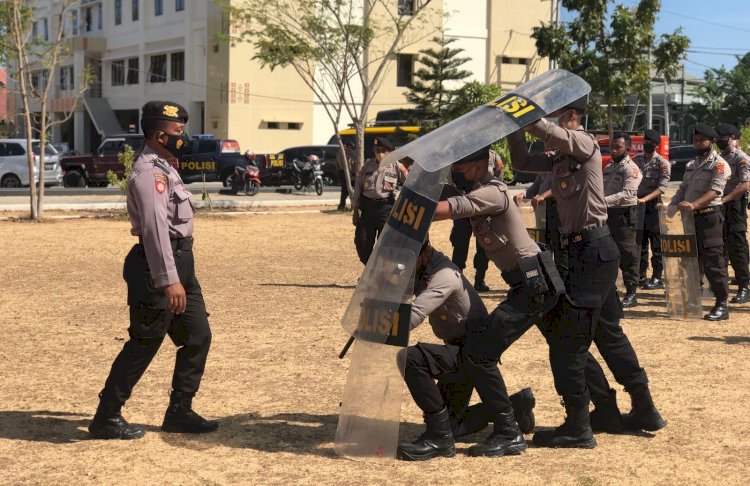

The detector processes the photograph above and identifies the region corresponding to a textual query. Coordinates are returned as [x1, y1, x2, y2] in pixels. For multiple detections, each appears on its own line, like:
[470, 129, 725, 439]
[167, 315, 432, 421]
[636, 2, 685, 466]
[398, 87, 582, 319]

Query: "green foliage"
[689, 53, 750, 128]
[443, 81, 502, 121]
[107, 145, 135, 194]
[405, 36, 472, 126]
[740, 124, 750, 153]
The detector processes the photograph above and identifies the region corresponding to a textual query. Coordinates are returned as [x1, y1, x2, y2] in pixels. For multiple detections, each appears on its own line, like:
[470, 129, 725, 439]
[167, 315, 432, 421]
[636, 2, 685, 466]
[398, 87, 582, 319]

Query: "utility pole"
[646, 47, 653, 129]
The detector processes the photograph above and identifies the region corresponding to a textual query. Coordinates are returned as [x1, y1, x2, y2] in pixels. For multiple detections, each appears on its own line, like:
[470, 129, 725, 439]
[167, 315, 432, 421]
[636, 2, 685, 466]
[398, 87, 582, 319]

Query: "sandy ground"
[1, 211, 749, 485]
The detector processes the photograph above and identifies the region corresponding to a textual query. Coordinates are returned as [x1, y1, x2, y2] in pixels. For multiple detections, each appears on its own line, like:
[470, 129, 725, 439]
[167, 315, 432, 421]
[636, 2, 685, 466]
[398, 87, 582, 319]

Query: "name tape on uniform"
[661, 235, 698, 257]
[487, 93, 547, 127]
[354, 299, 411, 348]
[387, 187, 437, 243]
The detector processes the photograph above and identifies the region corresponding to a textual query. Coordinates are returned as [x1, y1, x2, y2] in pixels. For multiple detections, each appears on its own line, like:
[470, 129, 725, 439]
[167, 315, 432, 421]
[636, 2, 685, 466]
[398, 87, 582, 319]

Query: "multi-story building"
[16, 0, 554, 154]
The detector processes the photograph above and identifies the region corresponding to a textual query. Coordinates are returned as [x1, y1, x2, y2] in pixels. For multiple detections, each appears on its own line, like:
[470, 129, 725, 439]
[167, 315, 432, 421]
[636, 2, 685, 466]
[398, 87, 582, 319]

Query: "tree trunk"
[37, 104, 47, 220]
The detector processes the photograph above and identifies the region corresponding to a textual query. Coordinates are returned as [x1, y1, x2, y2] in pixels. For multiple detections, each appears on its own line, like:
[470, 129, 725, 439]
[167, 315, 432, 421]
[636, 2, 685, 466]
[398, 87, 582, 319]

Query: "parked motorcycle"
[230, 163, 261, 196]
[291, 154, 324, 196]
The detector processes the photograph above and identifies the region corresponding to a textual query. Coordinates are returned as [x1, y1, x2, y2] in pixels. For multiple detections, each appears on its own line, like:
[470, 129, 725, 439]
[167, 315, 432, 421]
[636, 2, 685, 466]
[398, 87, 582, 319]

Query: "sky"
[560, 0, 750, 78]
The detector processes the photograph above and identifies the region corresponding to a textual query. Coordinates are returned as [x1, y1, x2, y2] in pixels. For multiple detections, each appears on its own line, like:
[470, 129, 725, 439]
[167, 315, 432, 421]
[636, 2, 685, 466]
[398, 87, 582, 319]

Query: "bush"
[106, 145, 135, 194]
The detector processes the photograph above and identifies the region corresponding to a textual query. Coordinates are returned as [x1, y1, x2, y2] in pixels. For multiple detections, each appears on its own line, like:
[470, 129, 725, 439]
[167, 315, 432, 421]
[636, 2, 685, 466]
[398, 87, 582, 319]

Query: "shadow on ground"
[687, 335, 750, 345]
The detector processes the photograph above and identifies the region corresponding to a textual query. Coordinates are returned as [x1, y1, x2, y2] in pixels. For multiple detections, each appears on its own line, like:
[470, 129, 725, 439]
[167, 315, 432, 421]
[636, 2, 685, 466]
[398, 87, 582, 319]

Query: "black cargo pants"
[638, 200, 664, 280]
[100, 240, 212, 409]
[607, 206, 640, 291]
[449, 218, 489, 279]
[354, 197, 392, 265]
[695, 208, 729, 301]
[722, 196, 749, 287]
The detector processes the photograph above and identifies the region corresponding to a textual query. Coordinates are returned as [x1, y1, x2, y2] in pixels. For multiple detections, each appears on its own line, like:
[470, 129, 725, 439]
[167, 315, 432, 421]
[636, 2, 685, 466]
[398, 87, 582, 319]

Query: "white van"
[0, 139, 63, 188]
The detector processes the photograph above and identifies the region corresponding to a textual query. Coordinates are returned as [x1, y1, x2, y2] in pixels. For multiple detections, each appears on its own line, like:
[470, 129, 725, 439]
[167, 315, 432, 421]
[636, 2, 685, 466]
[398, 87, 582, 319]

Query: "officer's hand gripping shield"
[659, 206, 702, 319]
[335, 69, 591, 463]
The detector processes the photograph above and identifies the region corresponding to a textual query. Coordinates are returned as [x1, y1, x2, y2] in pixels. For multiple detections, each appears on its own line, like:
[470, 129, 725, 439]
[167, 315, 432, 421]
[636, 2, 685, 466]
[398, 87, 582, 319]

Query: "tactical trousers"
[637, 201, 664, 280]
[545, 199, 566, 269]
[100, 243, 212, 409]
[354, 197, 392, 265]
[722, 196, 750, 287]
[338, 169, 350, 209]
[541, 234, 649, 398]
[695, 210, 729, 301]
[403, 343, 469, 415]
[450, 218, 489, 279]
[607, 206, 640, 290]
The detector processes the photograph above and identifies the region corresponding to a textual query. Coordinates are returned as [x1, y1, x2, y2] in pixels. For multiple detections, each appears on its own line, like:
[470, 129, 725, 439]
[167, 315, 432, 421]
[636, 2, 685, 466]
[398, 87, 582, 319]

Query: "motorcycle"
[291, 154, 324, 196]
[230, 163, 261, 196]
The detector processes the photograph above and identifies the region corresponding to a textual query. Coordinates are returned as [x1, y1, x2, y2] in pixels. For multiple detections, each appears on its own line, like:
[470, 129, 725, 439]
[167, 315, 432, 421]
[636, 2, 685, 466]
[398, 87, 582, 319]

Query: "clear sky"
[561, 0, 750, 78]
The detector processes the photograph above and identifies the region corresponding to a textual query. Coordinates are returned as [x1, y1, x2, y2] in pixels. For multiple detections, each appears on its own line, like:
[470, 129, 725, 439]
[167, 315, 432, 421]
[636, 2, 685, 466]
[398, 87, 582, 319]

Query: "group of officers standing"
[347, 96, 749, 460]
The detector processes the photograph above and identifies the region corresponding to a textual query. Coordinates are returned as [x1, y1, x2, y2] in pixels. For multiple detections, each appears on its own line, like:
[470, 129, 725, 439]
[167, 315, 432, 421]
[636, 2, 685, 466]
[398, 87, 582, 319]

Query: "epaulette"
[153, 158, 172, 174]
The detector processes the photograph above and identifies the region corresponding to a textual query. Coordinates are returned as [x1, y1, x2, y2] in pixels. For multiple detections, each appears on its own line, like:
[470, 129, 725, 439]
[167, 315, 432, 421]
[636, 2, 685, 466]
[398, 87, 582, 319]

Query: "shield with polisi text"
[336, 69, 591, 462]
[659, 206, 701, 319]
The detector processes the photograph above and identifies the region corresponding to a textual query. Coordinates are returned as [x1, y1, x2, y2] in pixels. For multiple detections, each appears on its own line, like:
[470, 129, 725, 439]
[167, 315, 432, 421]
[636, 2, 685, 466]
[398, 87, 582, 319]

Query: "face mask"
[716, 140, 730, 151]
[451, 171, 474, 192]
[612, 153, 627, 163]
[161, 132, 191, 157]
[644, 143, 656, 154]
[695, 145, 711, 156]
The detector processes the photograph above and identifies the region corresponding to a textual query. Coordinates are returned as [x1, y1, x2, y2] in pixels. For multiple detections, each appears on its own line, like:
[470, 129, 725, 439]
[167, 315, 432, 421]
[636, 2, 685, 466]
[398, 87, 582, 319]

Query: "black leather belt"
[138, 236, 194, 251]
[560, 225, 610, 249]
[694, 206, 719, 216]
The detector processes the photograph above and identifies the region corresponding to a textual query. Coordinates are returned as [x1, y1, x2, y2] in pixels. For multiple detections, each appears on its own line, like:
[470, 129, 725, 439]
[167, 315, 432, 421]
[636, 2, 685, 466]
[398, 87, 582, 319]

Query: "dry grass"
[0, 211, 749, 485]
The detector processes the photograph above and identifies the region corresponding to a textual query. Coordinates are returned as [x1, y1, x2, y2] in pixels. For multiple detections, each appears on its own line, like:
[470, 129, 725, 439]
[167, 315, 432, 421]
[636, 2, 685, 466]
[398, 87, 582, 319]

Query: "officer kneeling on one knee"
[667, 124, 731, 321]
[88, 101, 218, 440]
[715, 123, 750, 304]
[397, 239, 536, 461]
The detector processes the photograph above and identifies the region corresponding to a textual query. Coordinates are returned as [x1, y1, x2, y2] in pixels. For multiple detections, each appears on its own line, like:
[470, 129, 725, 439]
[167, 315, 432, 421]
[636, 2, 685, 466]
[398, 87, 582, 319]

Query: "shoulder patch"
[661, 162, 670, 174]
[631, 167, 639, 179]
[715, 162, 726, 176]
[155, 178, 166, 194]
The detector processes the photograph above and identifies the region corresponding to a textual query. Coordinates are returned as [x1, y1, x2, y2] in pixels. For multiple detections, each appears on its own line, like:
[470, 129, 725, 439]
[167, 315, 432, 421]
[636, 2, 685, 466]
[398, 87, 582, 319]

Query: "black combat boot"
[704, 300, 729, 321]
[644, 277, 664, 290]
[621, 286, 638, 308]
[88, 392, 145, 440]
[467, 410, 528, 457]
[730, 287, 750, 304]
[622, 386, 666, 432]
[638, 276, 648, 289]
[161, 391, 219, 434]
[589, 389, 623, 434]
[509, 387, 536, 434]
[451, 403, 490, 438]
[532, 394, 597, 449]
[397, 407, 456, 461]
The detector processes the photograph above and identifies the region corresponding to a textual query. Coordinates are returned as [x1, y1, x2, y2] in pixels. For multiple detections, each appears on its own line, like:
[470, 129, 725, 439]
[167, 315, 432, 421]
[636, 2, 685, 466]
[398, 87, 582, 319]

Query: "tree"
[689, 53, 750, 128]
[531, 0, 689, 140]
[222, 0, 438, 196]
[405, 36, 471, 127]
[685, 68, 726, 126]
[0, 0, 90, 220]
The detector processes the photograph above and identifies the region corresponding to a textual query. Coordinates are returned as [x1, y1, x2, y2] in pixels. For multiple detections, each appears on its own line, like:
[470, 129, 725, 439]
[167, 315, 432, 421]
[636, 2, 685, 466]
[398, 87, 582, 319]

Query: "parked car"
[260, 145, 339, 187]
[52, 142, 74, 157]
[0, 139, 62, 188]
[178, 136, 248, 186]
[667, 145, 696, 182]
[60, 134, 145, 187]
[329, 126, 422, 159]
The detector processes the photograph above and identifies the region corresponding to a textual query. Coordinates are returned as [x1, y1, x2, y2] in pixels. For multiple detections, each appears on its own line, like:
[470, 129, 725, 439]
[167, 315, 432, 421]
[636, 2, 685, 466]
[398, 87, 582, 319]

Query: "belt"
[363, 196, 392, 204]
[138, 236, 194, 251]
[694, 206, 719, 216]
[560, 225, 610, 249]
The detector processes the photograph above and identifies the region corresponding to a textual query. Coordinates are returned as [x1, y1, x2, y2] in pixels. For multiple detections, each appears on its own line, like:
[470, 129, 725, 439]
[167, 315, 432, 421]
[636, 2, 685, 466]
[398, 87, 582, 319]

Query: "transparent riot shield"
[518, 202, 547, 244]
[336, 68, 591, 462]
[659, 206, 702, 319]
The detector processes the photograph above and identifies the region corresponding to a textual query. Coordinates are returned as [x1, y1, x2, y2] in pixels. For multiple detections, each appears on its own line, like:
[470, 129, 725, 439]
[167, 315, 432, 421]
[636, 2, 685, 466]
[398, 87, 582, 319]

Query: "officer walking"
[396, 239, 535, 461]
[513, 172, 564, 265]
[634, 129, 671, 290]
[603, 133, 643, 307]
[89, 102, 217, 439]
[715, 123, 750, 304]
[508, 98, 666, 448]
[351, 137, 408, 264]
[668, 124, 731, 320]
[336, 141, 355, 211]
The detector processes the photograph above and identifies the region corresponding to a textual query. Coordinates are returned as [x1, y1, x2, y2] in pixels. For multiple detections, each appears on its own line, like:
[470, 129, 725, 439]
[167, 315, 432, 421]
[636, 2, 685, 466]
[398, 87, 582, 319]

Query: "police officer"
[351, 137, 408, 264]
[508, 98, 665, 448]
[89, 102, 217, 439]
[715, 123, 750, 304]
[513, 173, 564, 265]
[634, 129, 671, 290]
[668, 124, 731, 320]
[336, 141, 355, 211]
[448, 151, 502, 291]
[429, 145, 569, 457]
[603, 132, 643, 307]
[396, 239, 535, 461]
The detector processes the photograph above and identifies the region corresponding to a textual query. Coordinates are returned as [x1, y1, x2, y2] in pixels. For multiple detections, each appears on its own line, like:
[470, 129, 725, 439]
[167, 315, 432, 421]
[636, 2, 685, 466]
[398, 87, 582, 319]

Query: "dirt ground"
[1, 211, 749, 485]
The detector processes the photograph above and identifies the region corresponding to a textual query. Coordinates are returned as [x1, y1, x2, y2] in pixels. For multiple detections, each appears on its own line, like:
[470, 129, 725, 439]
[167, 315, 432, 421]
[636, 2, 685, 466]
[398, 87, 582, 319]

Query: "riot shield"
[659, 206, 702, 319]
[518, 202, 547, 244]
[336, 68, 591, 462]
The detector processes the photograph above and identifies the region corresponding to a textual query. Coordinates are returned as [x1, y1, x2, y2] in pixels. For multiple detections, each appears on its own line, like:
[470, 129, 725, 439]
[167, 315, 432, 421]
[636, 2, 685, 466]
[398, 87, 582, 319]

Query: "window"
[155, 0, 163, 16]
[148, 54, 167, 83]
[176, 0, 185, 12]
[267, 122, 279, 129]
[398, 0, 415, 15]
[6, 143, 26, 156]
[59, 66, 74, 91]
[127, 57, 139, 84]
[98, 4, 103, 29]
[115, 0, 122, 25]
[32, 21, 38, 38]
[288, 122, 302, 130]
[72, 11, 78, 34]
[111, 60, 125, 86]
[132, 0, 139, 21]
[39, 70, 48, 91]
[43, 18, 49, 40]
[85, 7, 92, 32]
[396, 54, 414, 87]
[170, 51, 184, 81]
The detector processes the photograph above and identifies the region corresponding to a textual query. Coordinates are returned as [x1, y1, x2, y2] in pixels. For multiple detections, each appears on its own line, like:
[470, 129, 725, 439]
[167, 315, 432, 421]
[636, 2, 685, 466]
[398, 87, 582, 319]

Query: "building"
[16, 0, 554, 154]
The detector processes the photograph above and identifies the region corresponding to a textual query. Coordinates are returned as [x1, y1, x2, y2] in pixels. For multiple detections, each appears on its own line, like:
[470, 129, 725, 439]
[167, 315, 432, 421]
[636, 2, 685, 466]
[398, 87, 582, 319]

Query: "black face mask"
[451, 171, 474, 192]
[161, 132, 191, 157]
[644, 143, 656, 154]
[612, 153, 627, 163]
[695, 145, 712, 156]
[716, 140, 730, 151]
